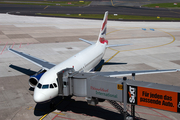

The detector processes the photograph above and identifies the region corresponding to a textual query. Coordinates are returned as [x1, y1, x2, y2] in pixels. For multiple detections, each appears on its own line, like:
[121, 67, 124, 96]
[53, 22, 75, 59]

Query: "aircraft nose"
[33, 89, 46, 103]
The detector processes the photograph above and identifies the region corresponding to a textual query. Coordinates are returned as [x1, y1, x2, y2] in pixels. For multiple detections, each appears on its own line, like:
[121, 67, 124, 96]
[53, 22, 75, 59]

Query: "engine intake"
[29, 71, 46, 88]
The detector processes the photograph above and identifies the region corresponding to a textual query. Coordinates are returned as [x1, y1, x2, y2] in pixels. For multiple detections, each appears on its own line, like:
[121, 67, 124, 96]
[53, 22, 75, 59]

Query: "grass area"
[143, 2, 180, 9]
[0, 1, 91, 6]
[36, 13, 180, 21]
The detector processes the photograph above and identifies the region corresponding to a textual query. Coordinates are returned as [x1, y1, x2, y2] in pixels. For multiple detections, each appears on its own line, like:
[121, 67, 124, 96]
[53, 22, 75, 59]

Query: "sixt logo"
[128, 86, 136, 104]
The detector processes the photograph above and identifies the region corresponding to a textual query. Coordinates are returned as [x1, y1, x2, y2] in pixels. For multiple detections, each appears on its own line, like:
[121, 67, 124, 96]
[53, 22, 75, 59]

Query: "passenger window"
[42, 84, 49, 89]
[37, 83, 42, 89]
[50, 84, 54, 88]
[53, 83, 57, 88]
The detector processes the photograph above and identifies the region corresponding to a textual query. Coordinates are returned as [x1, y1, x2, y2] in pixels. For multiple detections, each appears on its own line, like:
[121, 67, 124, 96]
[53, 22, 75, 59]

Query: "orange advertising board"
[138, 87, 177, 112]
[127, 85, 180, 113]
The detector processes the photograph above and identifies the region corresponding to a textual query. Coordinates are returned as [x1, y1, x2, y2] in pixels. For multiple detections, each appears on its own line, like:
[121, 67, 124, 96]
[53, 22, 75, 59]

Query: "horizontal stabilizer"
[106, 44, 131, 48]
[79, 38, 95, 45]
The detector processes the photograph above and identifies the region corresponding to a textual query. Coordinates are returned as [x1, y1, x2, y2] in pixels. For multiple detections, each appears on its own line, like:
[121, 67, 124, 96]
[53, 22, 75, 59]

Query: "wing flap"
[8, 48, 55, 70]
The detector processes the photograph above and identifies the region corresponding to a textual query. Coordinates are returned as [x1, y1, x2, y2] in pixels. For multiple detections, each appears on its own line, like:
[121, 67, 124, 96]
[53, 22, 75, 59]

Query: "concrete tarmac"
[0, 14, 180, 120]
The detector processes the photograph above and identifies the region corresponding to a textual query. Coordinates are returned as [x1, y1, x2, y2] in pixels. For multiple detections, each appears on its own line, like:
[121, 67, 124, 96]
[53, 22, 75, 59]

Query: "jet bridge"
[57, 68, 180, 120]
[57, 68, 124, 102]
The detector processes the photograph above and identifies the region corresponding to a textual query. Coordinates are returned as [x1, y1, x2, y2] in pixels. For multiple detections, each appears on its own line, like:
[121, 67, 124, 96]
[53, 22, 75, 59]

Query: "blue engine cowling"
[29, 72, 45, 88]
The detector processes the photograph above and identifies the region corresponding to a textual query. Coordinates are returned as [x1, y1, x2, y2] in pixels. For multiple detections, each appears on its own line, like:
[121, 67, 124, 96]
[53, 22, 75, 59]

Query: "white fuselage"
[34, 43, 106, 102]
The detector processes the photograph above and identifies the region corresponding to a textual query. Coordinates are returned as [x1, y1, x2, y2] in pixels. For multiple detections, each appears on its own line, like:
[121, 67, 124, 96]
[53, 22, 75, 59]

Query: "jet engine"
[29, 69, 46, 88]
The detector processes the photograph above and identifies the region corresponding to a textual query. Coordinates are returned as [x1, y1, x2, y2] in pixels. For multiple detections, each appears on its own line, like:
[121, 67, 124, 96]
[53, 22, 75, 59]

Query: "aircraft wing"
[94, 69, 180, 77]
[8, 48, 56, 70]
[79, 38, 95, 45]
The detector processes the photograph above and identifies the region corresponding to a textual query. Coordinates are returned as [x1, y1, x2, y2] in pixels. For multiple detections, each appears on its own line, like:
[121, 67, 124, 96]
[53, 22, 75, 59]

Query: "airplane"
[8, 11, 179, 103]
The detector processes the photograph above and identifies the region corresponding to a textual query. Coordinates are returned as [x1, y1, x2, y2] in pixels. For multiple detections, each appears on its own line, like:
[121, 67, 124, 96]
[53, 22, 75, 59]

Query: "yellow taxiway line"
[39, 114, 48, 120]
[105, 51, 120, 63]
[111, 0, 115, 6]
[44, 6, 48, 9]
[109, 29, 175, 52]
[102, 28, 176, 68]
[39, 99, 65, 120]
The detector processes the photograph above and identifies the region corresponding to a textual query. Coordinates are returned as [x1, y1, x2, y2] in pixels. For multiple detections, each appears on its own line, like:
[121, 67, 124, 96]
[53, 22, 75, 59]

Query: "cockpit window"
[50, 84, 54, 88]
[53, 83, 57, 88]
[42, 84, 49, 89]
[37, 83, 42, 88]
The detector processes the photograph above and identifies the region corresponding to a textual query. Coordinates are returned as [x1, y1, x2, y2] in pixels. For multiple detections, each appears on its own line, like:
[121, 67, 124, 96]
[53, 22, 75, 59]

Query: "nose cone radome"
[33, 88, 48, 103]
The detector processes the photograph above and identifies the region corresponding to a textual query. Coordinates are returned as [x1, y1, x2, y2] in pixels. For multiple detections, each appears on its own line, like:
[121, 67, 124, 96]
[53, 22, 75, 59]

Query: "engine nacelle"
[29, 72, 45, 88]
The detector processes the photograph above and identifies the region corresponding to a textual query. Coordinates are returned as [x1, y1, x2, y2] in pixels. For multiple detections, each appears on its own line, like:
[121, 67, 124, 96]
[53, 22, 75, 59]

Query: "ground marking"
[44, 6, 48, 9]
[39, 99, 64, 120]
[0, 42, 8, 55]
[107, 28, 175, 52]
[111, 0, 115, 6]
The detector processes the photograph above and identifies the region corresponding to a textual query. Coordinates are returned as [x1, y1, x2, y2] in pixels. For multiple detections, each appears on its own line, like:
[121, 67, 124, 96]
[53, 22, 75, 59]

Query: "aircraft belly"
[83, 52, 104, 72]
